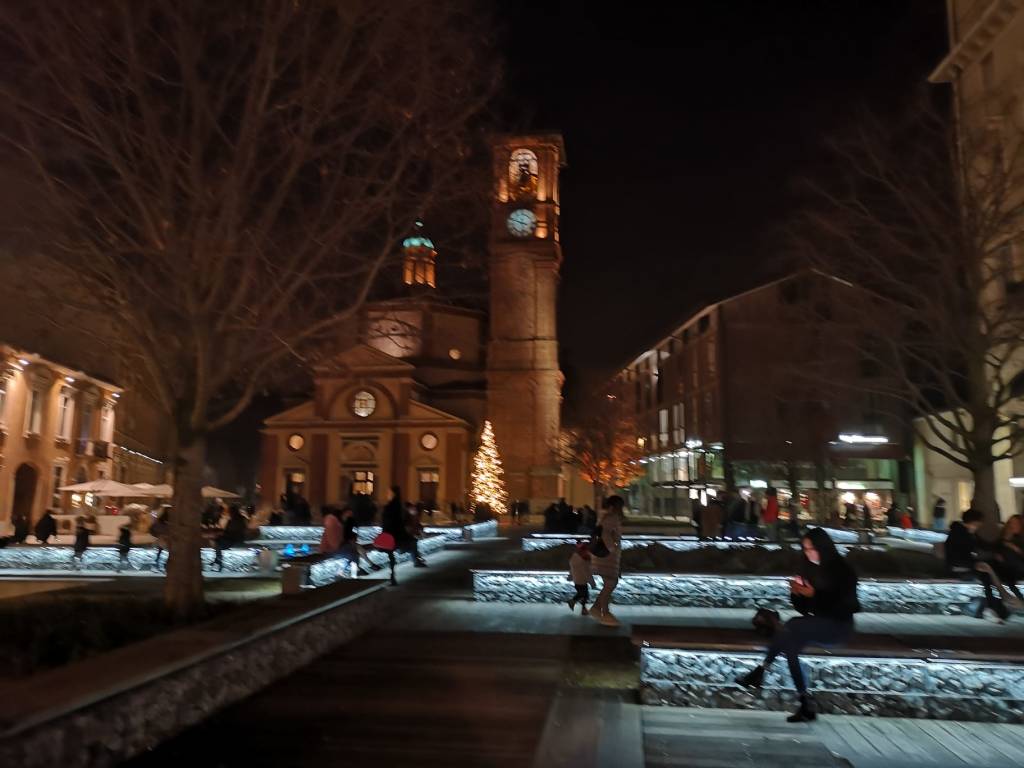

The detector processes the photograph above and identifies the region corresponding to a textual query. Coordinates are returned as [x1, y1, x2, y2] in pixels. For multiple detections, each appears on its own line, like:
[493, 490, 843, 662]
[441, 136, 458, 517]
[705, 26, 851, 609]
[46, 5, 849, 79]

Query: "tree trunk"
[165, 435, 206, 619]
[971, 461, 1000, 538]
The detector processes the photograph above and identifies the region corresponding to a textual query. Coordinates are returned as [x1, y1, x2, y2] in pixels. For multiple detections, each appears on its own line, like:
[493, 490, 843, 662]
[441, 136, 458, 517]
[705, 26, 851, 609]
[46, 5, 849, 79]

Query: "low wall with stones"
[0, 581, 390, 768]
[471, 570, 984, 614]
[640, 647, 1024, 723]
[0, 545, 264, 574]
[258, 520, 496, 545]
[306, 533, 450, 586]
[886, 526, 947, 544]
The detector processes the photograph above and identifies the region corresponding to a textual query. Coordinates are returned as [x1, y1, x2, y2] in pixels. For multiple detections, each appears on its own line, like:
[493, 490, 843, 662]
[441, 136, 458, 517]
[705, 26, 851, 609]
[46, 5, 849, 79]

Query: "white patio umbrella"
[201, 486, 241, 500]
[58, 478, 143, 497]
[130, 482, 174, 498]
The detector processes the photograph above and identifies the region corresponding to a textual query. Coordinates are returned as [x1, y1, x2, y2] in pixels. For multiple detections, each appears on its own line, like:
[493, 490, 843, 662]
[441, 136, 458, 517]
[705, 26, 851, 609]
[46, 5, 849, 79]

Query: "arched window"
[508, 148, 538, 198]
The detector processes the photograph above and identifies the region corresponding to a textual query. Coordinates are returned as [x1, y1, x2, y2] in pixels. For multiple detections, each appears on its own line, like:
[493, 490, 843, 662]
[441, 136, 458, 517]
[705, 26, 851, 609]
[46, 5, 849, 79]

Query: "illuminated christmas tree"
[471, 420, 509, 516]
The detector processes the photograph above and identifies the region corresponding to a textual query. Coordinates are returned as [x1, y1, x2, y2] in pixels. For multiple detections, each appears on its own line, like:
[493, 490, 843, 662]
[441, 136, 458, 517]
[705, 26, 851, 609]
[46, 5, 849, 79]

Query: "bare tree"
[794, 99, 1024, 531]
[561, 392, 646, 508]
[0, 0, 498, 616]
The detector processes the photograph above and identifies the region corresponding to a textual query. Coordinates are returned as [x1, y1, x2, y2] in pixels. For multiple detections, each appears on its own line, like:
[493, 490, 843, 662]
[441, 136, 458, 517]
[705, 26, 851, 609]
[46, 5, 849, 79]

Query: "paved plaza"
[124, 534, 1024, 767]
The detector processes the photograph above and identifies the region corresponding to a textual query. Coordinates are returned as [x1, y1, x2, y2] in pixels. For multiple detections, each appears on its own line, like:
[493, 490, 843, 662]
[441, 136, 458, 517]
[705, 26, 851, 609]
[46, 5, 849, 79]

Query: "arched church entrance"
[12, 463, 39, 527]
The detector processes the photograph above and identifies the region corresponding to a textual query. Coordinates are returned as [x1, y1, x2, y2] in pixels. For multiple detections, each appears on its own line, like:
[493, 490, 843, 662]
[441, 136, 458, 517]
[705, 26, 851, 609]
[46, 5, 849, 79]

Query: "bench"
[0, 545, 266, 574]
[471, 570, 985, 614]
[635, 625, 1024, 723]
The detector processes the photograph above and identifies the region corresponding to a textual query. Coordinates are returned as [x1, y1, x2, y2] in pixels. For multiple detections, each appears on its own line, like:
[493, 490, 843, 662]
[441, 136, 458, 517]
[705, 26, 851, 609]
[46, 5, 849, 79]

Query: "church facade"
[258, 134, 566, 514]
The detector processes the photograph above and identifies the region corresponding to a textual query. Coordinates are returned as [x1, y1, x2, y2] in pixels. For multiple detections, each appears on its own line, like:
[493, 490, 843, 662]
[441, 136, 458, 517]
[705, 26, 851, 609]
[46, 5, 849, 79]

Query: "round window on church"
[287, 433, 304, 451]
[420, 432, 438, 451]
[448, 348, 462, 361]
[352, 390, 377, 418]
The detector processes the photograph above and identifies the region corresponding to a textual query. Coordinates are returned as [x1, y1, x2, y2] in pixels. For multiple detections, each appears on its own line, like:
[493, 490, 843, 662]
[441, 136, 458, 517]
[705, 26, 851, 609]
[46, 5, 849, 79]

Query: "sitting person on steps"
[736, 526, 860, 723]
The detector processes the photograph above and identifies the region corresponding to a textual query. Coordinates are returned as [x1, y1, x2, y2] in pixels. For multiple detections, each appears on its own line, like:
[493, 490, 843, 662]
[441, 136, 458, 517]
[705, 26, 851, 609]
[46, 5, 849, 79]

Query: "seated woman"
[947, 508, 1011, 621]
[995, 514, 1024, 603]
[736, 526, 860, 722]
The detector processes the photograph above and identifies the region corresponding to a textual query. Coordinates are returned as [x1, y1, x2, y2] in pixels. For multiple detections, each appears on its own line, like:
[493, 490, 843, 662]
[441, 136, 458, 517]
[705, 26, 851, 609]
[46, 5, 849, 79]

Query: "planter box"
[471, 569, 984, 615]
[641, 646, 1024, 723]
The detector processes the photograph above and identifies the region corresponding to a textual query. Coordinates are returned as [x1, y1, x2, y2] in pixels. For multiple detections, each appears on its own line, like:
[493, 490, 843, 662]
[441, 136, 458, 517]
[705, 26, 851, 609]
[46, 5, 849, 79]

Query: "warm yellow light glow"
[471, 420, 508, 515]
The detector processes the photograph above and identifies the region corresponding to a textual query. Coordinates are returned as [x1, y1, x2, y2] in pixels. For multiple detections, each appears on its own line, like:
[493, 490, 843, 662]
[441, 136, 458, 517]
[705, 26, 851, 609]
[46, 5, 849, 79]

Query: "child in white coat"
[567, 542, 597, 615]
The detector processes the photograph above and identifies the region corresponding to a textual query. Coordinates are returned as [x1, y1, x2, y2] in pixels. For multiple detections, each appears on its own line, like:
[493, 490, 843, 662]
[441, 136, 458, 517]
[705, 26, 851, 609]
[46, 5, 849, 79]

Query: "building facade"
[612, 273, 910, 521]
[0, 344, 122, 527]
[259, 134, 566, 514]
[929, 0, 1024, 518]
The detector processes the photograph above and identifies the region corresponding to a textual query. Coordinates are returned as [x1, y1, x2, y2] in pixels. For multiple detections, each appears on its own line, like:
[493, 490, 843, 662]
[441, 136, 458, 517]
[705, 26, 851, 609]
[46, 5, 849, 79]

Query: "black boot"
[787, 693, 816, 723]
[414, 557, 428, 568]
[736, 664, 765, 690]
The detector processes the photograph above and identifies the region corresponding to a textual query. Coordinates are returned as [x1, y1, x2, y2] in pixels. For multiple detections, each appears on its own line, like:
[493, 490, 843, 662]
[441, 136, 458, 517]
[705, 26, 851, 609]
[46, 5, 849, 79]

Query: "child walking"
[567, 542, 596, 615]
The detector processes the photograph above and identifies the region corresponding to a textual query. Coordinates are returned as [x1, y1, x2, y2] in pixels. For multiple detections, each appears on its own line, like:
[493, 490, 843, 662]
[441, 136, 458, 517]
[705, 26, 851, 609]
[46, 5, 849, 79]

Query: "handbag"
[752, 607, 782, 637]
[589, 525, 610, 559]
[373, 532, 396, 551]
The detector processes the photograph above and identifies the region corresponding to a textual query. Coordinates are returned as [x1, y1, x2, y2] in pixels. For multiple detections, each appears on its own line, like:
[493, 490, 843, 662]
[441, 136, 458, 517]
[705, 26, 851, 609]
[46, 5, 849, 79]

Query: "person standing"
[736, 527, 860, 722]
[33, 509, 58, 544]
[703, 496, 724, 539]
[932, 497, 947, 532]
[151, 509, 170, 569]
[381, 485, 425, 586]
[73, 515, 90, 566]
[763, 487, 779, 541]
[591, 495, 625, 626]
[117, 523, 132, 571]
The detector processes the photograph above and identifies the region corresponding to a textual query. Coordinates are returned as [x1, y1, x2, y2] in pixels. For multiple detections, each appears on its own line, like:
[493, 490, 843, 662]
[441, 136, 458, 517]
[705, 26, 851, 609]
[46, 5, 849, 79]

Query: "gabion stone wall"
[0, 545, 262, 574]
[886, 526, 947, 544]
[641, 647, 1024, 723]
[471, 570, 984, 615]
[307, 533, 450, 587]
[0, 585, 390, 768]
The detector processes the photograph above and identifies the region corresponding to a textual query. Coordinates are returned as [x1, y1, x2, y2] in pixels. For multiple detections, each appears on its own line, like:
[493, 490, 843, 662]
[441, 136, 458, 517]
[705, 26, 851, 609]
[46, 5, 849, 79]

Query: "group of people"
[542, 498, 597, 534]
[693, 487, 801, 541]
[318, 485, 428, 585]
[947, 509, 1024, 622]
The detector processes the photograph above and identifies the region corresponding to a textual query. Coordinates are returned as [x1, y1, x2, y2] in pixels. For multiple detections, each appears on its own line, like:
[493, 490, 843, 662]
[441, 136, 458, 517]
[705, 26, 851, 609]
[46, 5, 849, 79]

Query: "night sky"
[499, 1, 947, 395]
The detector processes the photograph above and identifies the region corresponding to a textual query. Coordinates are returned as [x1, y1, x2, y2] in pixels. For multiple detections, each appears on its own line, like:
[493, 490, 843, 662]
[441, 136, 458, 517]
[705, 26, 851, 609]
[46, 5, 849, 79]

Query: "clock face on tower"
[506, 208, 537, 238]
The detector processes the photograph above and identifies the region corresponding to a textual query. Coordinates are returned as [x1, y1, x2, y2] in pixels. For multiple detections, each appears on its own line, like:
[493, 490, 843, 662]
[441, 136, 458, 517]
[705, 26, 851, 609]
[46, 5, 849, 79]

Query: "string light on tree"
[471, 420, 509, 515]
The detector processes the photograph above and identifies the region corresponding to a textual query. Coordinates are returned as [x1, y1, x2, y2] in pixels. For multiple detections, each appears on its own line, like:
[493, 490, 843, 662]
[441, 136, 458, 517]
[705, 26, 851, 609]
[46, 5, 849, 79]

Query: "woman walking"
[590, 495, 625, 627]
[736, 526, 860, 722]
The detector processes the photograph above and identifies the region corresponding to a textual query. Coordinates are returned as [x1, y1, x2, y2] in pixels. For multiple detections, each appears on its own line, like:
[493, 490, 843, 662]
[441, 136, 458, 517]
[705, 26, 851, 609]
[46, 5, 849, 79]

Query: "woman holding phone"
[736, 527, 860, 722]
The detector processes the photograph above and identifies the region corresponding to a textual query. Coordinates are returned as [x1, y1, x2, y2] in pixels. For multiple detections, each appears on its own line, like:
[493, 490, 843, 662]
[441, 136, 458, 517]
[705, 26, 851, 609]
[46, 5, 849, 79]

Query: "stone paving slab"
[642, 706, 1024, 768]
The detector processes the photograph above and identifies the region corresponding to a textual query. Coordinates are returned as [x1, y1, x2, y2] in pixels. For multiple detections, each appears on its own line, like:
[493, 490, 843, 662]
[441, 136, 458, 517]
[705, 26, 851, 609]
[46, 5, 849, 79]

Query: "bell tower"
[487, 133, 566, 509]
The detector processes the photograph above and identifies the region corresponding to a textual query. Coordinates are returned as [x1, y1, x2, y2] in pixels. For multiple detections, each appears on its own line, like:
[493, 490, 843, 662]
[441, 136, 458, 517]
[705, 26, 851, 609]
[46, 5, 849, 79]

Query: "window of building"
[655, 373, 664, 404]
[418, 468, 440, 505]
[706, 338, 716, 377]
[672, 402, 684, 444]
[0, 378, 6, 428]
[352, 469, 375, 496]
[100, 402, 114, 442]
[56, 388, 75, 440]
[52, 464, 64, 508]
[25, 388, 43, 435]
[659, 408, 669, 445]
[352, 390, 376, 418]
[79, 404, 93, 441]
[697, 315, 710, 334]
[508, 148, 539, 197]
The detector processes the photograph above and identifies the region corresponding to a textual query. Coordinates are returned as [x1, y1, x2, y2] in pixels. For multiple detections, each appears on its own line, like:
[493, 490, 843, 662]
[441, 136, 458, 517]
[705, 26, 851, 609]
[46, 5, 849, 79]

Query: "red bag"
[373, 532, 396, 551]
